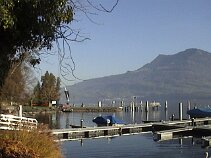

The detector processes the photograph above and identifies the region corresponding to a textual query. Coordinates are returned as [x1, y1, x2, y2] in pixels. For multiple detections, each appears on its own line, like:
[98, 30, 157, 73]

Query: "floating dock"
[52, 117, 211, 142]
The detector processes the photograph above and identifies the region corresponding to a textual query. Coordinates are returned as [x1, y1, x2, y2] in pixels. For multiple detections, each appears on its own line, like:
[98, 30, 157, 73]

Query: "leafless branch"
[87, 0, 119, 13]
[52, 0, 119, 82]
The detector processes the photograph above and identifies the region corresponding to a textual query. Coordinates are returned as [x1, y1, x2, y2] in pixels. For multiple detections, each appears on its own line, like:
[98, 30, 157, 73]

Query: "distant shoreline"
[61, 106, 123, 112]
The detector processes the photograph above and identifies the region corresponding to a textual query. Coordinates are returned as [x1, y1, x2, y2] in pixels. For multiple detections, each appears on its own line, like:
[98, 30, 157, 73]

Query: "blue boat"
[92, 115, 124, 126]
[187, 107, 211, 118]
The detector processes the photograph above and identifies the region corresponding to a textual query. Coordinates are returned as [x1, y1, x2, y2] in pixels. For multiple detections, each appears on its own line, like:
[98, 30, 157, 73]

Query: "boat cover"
[92, 115, 124, 126]
[187, 107, 211, 118]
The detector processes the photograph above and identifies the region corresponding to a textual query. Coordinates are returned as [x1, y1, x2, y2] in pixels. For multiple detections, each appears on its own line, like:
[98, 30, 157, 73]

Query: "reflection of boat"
[92, 115, 124, 126]
[187, 107, 211, 118]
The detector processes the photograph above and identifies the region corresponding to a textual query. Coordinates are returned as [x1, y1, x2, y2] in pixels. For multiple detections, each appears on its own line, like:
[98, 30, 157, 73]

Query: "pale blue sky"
[37, 0, 211, 86]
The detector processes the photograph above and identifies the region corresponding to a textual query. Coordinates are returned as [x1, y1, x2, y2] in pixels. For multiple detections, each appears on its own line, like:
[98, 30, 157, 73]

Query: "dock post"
[179, 103, 183, 121]
[191, 118, 195, 126]
[165, 101, 168, 110]
[80, 119, 83, 128]
[145, 101, 149, 112]
[171, 114, 175, 121]
[19, 105, 23, 117]
[187, 100, 191, 119]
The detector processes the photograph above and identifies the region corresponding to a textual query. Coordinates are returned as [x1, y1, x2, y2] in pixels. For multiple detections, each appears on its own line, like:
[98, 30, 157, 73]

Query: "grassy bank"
[0, 125, 63, 158]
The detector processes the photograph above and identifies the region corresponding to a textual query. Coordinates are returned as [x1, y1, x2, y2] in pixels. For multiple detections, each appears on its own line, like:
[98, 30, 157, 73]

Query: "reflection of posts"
[165, 109, 168, 121]
[179, 138, 183, 146]
[80, 139, 83, 146]
[146, 111, 149, 121]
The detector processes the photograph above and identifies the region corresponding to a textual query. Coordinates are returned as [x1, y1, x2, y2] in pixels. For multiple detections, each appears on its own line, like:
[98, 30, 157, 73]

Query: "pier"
[52, 123, 153, 141]
[52, 117, 211, 142]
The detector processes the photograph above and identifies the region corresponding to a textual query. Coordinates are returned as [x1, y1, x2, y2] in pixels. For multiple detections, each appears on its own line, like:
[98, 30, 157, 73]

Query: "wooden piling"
[145, 101, 149, 112]
[165, 101, 168, 110]
[179, 102, 183, 121]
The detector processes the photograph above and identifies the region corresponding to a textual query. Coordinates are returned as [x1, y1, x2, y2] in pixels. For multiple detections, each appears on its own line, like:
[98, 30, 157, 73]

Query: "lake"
[35, 102, 211, 158]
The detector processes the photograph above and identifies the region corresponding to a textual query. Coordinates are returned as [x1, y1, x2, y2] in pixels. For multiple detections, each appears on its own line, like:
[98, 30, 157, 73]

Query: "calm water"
[35, 103, 211, 158]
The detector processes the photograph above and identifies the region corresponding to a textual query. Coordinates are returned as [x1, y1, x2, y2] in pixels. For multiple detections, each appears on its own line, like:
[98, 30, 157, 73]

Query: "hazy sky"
[37, 0, 211, 86]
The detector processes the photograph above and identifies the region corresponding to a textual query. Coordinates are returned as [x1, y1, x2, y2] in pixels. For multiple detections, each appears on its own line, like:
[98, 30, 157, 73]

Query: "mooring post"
[179, 102, 183, 121]
[19, 105, 22, 117]
[80, 119, 83, 128]
[165, 100, 168, 110]
[187, 100, 191, 119]
[171, 114, 175, 121]
[191, 118, 195, 126]
[145, 101, 149, 112]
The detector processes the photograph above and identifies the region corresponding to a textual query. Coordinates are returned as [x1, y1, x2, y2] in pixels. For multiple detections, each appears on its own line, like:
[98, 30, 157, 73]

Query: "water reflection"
[35, 107, 166, 129]
[33, 102, 194, 129]
[165, 109, 168, 121]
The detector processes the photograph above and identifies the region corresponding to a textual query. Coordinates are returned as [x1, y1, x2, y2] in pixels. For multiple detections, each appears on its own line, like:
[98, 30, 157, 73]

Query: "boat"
[92, 115, 124, 126]
[187, 107, 211, 118]
[149, 101, 161, 107]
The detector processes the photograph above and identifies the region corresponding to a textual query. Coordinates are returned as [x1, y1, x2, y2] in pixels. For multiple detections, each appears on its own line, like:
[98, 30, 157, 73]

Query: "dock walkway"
[52, 117, 211, 141]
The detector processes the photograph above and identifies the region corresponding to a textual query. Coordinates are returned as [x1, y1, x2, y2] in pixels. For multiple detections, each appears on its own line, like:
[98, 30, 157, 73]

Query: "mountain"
[62, 48, 211, 104]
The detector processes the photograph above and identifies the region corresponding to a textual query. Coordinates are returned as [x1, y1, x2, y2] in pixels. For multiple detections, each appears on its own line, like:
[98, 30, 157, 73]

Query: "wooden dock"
[52, 123, 153, 141]
[52, 117, 211, 141]
[153, 127, 193, 141]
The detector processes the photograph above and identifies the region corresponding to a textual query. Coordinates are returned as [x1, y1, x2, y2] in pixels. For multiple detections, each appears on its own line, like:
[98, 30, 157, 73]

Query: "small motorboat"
[187, 107, 211, 118]
[92, 115, 124, 126]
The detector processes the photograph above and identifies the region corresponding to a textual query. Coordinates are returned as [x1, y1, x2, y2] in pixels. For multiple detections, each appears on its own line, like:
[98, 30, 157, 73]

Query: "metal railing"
[0, 114, 38, 130]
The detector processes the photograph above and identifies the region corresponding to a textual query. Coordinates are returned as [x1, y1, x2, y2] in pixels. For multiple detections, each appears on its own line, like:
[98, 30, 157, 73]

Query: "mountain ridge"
[63, 48, 211, 104]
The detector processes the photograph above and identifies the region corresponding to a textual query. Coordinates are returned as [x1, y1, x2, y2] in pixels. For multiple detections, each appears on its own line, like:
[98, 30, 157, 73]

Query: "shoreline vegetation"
[0, 125, 63, 158]
[61, 106, 123, 112]
[20, 105, 123, 116]
[0, 105, 123, 158]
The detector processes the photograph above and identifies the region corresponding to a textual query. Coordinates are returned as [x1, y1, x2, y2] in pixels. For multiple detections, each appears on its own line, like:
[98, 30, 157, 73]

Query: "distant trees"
[0, 62, 34, 105]
[32, 71, 60, 107]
